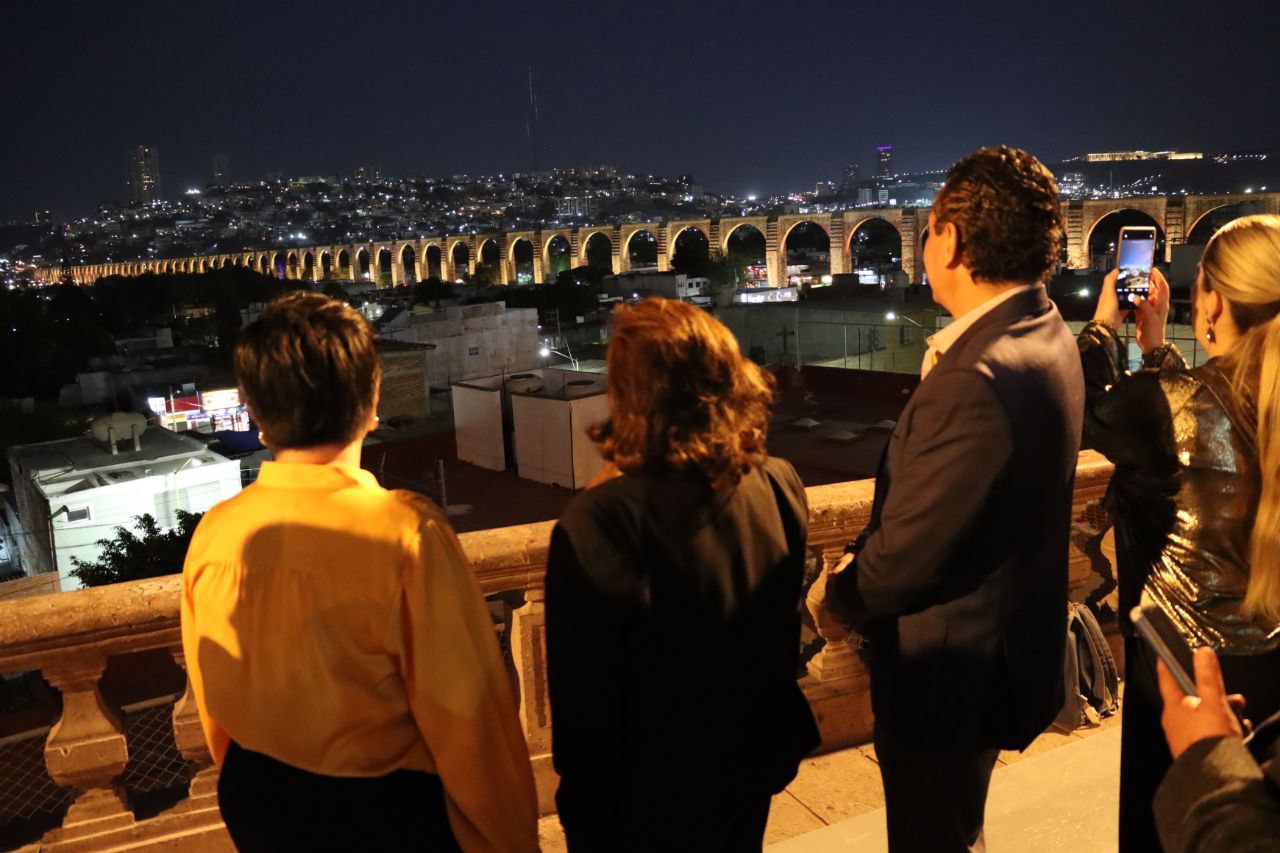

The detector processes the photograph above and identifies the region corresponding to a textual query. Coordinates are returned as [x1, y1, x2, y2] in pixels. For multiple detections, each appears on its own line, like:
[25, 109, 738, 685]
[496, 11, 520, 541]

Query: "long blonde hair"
[1200, 214, 1280, 622]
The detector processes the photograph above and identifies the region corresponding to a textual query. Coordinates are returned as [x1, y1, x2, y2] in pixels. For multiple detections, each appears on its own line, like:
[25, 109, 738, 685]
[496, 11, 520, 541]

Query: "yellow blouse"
[180, 461, 538, 852]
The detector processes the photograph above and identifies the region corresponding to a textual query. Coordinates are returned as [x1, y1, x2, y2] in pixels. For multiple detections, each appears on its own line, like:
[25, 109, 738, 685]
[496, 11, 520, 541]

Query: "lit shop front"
[148, 388, 251, 433]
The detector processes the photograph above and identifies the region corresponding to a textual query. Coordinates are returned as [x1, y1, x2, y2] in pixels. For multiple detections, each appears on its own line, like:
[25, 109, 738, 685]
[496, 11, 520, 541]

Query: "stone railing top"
[0, 575, 182, 672]
[0, 451, 1113, 675]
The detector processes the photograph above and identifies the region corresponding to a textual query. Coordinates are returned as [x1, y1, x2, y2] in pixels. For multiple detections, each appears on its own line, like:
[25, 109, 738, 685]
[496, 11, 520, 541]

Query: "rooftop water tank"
[562, 379, 602, 400]
[90, 412, 148, 446]
[505, 374, 545, 395]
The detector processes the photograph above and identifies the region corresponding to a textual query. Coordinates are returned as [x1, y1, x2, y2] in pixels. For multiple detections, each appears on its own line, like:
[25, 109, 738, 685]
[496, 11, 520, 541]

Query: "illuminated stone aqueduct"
[46, 193, 1280, 287]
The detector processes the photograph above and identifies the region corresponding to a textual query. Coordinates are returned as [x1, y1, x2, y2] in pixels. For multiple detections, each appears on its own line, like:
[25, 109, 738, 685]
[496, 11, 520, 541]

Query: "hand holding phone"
[1156, 646, 1249, 760]
[1115, 226, 1158, 304]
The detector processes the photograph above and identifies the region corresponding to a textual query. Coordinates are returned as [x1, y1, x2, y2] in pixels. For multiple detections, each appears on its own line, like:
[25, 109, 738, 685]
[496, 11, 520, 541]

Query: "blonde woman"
[1079, 215, 1280, 851]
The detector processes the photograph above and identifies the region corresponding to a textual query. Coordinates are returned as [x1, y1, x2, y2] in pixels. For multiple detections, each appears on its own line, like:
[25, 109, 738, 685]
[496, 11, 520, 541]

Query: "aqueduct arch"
[543, 233, 572, 280]
[1084, 208, 1166, 271]
[781, 219, 832, 285]
[579, 230, 615, 273]
[621, 226, 660, 272]
[509, 236, 537, 284]
[846, 216, 905, 283]
[399, 243, 418, 285]
[449, 241, 472, 281]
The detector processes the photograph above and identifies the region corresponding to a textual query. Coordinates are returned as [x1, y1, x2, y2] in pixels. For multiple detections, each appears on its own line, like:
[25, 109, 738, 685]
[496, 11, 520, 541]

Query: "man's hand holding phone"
[1158, 647, 1249, 760]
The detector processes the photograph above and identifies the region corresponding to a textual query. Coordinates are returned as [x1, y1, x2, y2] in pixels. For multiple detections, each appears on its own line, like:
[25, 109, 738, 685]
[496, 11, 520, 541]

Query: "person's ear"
[1206, 288, 1225, 326]
[368, 378, 381, 431]
[940, 221, 963, 270]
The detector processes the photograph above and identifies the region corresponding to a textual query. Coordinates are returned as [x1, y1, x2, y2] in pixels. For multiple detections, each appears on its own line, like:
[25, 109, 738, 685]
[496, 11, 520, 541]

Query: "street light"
[885, 311, 925, 329]
[540, 345, 579, 371]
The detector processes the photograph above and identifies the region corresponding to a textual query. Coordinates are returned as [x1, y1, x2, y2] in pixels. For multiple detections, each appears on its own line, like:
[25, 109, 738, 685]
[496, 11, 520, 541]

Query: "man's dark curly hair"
[932, 146, 1063, 284]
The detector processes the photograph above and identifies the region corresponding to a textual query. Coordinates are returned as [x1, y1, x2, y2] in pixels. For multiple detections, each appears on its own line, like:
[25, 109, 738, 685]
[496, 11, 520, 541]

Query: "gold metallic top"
[1080, 322, 1278, 653]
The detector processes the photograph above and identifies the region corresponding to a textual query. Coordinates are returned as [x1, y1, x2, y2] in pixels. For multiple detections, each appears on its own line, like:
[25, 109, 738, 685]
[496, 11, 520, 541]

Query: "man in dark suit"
[809, 146, 1085, 852]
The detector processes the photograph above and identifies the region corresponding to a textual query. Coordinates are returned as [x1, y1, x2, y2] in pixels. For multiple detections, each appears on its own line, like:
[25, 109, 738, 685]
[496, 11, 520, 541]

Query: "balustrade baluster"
[510, 587, 557, 813]
[41, 653, 134, 842]
[170, 648, 220, 813]
[805, 548, 867, 684]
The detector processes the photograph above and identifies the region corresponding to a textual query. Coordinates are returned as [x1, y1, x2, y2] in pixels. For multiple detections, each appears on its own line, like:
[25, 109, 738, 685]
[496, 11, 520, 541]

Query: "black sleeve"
[544, 520, 630, 849]
[1078, 321, 1182, 473]
[826, 368, 1012, 625]
[1155, 736, 1280, 853]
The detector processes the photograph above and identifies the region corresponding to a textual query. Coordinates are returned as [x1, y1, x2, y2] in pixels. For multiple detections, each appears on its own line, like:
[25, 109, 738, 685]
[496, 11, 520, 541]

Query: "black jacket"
[826, 285, 1085, 751]
[1078, 321, 1279, 653]
[546, 457, 820, 850]
[1155, 712, 1280, 853]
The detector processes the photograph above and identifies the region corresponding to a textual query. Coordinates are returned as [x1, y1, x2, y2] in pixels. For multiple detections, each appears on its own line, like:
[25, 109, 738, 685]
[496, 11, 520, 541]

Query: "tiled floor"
[537, 711, 1123, 851]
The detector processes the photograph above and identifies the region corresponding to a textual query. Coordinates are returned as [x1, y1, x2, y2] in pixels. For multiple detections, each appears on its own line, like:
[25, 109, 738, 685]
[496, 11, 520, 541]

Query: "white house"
[7, 424, 241, 591]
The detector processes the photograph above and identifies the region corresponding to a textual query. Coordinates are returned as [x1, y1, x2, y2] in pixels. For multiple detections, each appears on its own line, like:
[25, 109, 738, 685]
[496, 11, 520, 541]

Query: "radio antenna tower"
[526, 66, 540, 173]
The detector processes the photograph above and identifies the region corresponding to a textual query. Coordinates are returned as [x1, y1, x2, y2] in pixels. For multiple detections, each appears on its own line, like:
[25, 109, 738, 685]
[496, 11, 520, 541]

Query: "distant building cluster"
[1073, 150, 1205, 162]
[16, 159, 747, 273]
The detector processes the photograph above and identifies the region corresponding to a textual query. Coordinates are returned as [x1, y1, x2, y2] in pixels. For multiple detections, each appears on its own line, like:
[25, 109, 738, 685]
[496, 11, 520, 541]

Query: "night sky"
[4, 0, 1278, 221]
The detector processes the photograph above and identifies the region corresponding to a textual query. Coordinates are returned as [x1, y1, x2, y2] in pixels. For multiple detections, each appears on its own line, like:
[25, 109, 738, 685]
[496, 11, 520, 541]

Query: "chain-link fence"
[0, 727, 72, 826]
[120, 695, 194, 796]
[0, 692, 194, 837]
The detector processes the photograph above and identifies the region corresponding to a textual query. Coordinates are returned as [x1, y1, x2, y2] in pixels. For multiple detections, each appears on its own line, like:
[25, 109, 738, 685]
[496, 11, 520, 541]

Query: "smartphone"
[1115, 226, 1157, 304]
[1131, 601, 1197, 696]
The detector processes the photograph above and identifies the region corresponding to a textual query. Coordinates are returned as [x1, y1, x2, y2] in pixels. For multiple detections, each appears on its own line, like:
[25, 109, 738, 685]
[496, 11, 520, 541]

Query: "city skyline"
[5, 0, 1279, 221]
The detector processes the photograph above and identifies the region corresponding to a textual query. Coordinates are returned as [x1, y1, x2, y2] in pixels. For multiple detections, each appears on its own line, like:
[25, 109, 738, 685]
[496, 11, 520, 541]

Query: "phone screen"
[1116, 228, 1156, 302]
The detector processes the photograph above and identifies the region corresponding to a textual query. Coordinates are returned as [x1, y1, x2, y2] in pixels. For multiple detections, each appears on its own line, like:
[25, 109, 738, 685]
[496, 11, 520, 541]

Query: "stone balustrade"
[0, 451, 1114, 850]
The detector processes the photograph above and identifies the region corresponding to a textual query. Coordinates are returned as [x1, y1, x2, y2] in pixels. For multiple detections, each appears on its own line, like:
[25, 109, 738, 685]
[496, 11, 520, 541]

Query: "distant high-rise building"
[877, 146, 893, 179]
[212, 154, 230, 184]
[556, 196, 596, 218]
[129, 145, 162, 205]
[32, 210, 52, 225]
[842, 162, 861, 188]
[355, 164, 382, 182]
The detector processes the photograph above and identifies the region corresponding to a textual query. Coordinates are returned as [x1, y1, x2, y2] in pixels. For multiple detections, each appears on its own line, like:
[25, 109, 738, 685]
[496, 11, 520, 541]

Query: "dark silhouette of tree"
[412, 278, 455, 307]
[70, 511, 203, 587]
[0, 285, 114, 399]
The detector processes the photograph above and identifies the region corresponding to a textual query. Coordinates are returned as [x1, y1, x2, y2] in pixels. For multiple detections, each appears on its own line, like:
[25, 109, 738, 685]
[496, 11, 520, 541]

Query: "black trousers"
[217, 741, 461, 853]
[873, 723, 1000, 853]
[1119, 638, 1280, 852]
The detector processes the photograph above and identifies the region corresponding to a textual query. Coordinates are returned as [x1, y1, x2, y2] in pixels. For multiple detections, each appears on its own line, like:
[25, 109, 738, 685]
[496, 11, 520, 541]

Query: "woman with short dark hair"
[181, 291, 538, 852]
[545, 297, 820, 851]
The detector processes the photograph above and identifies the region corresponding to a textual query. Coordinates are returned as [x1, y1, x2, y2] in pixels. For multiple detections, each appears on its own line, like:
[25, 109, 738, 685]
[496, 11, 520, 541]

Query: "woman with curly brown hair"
[545, 297, 820, 852]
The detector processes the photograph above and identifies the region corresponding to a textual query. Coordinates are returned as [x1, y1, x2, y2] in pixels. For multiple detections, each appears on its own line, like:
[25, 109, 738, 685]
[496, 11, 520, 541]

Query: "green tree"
[468, 264, 497, 287]
[69, 511, 203, 587]
[703, 248, 743, 288]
